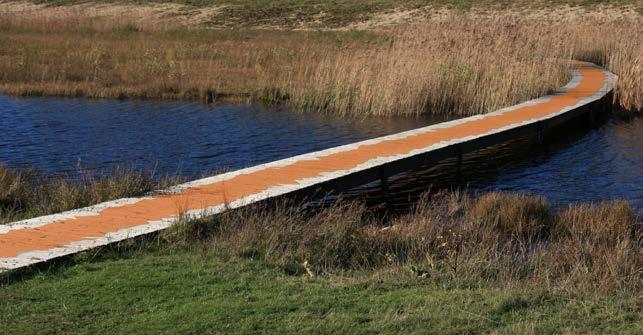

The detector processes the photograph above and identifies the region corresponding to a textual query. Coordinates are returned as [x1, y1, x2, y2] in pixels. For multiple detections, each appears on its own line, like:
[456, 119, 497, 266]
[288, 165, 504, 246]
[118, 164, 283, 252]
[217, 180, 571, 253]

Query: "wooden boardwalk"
[0, 62, 616, 272]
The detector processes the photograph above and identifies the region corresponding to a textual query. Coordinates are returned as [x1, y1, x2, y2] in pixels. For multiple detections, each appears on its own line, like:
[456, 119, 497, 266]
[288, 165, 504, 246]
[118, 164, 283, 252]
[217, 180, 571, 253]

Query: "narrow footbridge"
[0, 62, 616, 272]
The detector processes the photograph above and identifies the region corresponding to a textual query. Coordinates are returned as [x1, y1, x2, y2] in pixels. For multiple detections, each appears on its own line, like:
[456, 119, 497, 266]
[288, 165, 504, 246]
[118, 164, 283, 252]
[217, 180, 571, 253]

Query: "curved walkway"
[0, 61, 616, 271]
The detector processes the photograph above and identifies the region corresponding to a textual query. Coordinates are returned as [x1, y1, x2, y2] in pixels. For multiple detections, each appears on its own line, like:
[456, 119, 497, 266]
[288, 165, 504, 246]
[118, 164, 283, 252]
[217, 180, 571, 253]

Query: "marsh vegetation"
[165, 190, 641, 294]
[1, 3, 640, 116]
[0, 165, 182, 224]
[0, 2, 641, 332]
[2, 188, 640, 333]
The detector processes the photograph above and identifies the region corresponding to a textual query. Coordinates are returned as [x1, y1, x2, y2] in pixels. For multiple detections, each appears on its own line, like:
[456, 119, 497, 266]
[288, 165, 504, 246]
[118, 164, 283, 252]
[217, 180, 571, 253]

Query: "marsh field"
[1, 1, 641, 116]
[0, 1, 642, 334]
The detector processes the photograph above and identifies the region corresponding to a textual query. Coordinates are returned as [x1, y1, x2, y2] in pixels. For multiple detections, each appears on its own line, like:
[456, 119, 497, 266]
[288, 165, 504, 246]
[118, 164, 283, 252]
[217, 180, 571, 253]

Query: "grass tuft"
[467, 192, 552, 241]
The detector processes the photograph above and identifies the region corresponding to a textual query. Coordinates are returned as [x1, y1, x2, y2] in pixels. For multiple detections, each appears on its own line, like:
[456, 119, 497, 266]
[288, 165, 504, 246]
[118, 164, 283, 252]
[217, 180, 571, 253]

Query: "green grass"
[1, 191, 639, 333]
[1, 191, 640, 333]
[1, 249, 640, 334]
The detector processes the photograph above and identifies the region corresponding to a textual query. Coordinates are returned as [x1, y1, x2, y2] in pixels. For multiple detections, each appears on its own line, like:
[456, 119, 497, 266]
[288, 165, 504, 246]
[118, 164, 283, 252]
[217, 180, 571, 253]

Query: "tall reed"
[280, 18, 573, 116]
[569, 20, 642, 111]
[0, 10, 640, 116]
[0, 165, 180, 224]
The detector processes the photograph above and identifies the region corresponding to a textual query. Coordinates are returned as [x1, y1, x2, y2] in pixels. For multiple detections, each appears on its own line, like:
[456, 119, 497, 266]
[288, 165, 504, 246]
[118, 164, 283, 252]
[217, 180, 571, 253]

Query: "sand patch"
[343, 4, 640, 31]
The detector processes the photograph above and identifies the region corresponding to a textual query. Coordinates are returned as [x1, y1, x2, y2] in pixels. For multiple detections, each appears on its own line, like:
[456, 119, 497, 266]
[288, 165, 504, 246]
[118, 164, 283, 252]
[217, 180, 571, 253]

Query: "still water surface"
[477, 116, 641, 212]
[1, 95, 640, 214]
[356, 115, 642, 215]
[0, 95, 445, 177]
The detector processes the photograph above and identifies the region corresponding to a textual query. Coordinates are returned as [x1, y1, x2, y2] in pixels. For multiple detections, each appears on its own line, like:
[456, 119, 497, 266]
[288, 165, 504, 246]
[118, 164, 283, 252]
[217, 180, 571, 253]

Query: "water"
[0, 95, 446, 178]
[355, 114, 642, 215]
[476, 116, 642, 212]
[1, 95, 640, 214]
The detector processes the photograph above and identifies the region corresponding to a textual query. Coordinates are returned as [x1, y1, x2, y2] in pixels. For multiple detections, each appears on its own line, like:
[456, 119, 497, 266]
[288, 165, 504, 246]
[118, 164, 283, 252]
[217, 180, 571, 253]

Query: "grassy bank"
[0, 165, 181, 224]
[1, 255, 640, 334]
[1, 4, 640, 116]
[166, 191, 641, 293]
[1, 190, 640, 333]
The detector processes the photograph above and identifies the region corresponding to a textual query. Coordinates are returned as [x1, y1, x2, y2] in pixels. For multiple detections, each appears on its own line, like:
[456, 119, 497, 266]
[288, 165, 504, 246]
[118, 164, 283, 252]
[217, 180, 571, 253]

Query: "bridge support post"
[378, 168, 393, 213]
[536, 121, 545, 145]
[589, 109, 596, 128]
[456, 147, 463, 185]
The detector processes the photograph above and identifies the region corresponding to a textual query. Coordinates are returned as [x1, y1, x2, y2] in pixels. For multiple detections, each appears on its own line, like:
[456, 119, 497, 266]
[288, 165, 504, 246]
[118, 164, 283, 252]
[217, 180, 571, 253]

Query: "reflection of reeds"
[0, 12, 639, 116]
[164, 190, 640, 294]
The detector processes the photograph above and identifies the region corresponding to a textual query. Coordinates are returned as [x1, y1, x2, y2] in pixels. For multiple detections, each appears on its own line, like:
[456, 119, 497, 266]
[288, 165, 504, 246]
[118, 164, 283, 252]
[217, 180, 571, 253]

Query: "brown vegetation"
[0, 165, 181, 224]
[165, 190, 641, 294]
[0, 163, 639, 295]
[0, 8, 640, 116]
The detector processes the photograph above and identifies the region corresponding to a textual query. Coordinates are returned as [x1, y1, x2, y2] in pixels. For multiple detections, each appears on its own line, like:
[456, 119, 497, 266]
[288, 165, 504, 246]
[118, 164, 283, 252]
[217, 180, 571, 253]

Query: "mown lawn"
[1, 250, 639, 334]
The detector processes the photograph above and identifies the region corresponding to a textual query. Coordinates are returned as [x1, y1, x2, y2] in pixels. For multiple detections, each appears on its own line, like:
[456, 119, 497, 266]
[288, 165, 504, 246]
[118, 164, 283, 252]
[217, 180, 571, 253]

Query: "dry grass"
[570, 21, 642, 111]
[280, 19, 572, 116]
[0, 162, 639, 294]
[0, 9, 640, 116]
[0, 165, 181, 224]
[165, 190, 641, 294]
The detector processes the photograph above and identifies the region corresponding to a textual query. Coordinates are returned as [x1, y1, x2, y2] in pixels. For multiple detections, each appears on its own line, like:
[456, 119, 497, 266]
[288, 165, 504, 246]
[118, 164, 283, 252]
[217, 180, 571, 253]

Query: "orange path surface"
[0, 63, 608, 260]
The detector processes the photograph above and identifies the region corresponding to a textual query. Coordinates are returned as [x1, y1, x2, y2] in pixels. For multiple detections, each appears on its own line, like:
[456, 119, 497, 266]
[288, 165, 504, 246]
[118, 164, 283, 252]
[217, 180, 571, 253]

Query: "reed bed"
[280, 19, 572, 116]
[569, 20, 642, 111]
[166, 190, 641, 294]
[0, 165, 181, 224]
[0, 10, 640, 116]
